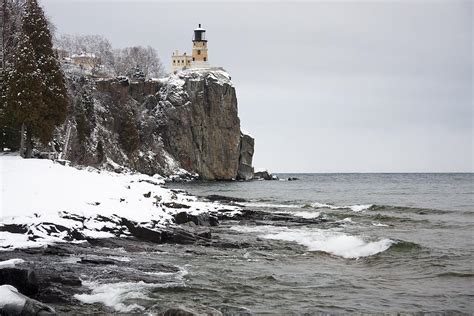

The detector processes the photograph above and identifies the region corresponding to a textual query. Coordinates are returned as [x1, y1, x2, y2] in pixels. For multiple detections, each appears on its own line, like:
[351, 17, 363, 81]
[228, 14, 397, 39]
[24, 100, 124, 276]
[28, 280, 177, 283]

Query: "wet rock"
[163, 202, 191, 209]
[42, 245, 72, 256]
[79, 258, 115, 265]
[0, 285, 55, 315]
[159, 307, 196, 316]
[288, 177, 300, 181]
[205, 195, 246, 203]
[45, 275, 81, 287]
[0, 268, 39, 296]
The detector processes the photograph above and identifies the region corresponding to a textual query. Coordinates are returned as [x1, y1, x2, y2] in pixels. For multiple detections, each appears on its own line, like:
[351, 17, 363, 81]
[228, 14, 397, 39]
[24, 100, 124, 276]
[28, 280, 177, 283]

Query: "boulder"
[253, 170, 272, 180]
[173, 212, 219, 227]
[122, 218, 163, 243]
[0, 285, 55, 315]
[237, 133, 255, 180]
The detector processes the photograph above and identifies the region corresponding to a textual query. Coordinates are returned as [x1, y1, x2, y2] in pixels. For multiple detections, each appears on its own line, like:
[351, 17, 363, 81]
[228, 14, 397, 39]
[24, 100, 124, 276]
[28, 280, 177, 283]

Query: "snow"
[0, 155, 241, 250]
[71, 53, 97, 58]
[0, 285, 26, 309]
[0, 258, 25, 268]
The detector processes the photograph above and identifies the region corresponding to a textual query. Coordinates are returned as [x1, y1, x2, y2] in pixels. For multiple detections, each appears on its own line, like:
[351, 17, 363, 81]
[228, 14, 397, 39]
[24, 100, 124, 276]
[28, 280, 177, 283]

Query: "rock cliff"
[57, 69, 254, 180]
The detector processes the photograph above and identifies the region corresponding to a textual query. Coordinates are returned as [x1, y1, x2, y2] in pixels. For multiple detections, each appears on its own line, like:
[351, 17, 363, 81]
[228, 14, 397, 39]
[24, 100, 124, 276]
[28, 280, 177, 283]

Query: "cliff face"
[60, 69, 254, 180]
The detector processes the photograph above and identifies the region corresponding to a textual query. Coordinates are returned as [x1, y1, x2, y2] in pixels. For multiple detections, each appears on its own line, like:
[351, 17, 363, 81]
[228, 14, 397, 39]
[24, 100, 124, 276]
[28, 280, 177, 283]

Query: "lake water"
[166, 173, 474, 313]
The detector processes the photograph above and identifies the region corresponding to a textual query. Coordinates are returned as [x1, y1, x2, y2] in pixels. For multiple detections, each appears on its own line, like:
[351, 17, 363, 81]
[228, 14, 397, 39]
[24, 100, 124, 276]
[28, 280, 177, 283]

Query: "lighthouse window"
[197, 50, 201, 55]
[173, 60, 175, 64]
[204, 57, 207, 62]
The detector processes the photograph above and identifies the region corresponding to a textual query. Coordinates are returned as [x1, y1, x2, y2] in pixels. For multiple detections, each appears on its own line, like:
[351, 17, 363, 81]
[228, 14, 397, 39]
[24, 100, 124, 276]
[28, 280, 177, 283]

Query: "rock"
[79, 258, 116, 265]
[288, 177, 300, 181]
[163, 202, 191, 209]
[161, 70, 243, 180]
[45, 275, 82, 287]
[122, 218, 163, 243]
[253, 170, 272, 180]
[237, 133, 255, 180]
[122, 218, 210, 245]
[0, 285, 55, 315]
[205, 195, 246, 203]
[159, 307, 196, 316]
[0, 268, 39, 296]
[173, 212, 219, 227]
[0, 224, 28, 234]
[143, 191, 151, 198]
[54, 69, 254, 180]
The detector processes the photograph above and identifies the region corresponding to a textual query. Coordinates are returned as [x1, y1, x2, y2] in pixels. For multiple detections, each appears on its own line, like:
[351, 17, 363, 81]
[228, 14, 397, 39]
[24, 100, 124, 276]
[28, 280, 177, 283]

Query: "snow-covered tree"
[114, 46, 164, 79]
[1, 0, 69, 154]
[22, 0, 68, 142]
[2, 31, 45, 156]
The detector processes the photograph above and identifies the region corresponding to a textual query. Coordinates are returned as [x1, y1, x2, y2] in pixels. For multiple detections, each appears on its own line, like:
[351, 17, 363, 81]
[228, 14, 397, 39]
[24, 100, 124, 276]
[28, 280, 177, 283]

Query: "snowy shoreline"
[0, 155, 241, 251]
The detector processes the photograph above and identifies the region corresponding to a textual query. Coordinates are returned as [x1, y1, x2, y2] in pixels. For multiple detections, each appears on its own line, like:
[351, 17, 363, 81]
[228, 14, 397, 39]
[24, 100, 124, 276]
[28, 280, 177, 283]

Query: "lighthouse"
[191, 24, 209, 68]
[171, 24, 210, 71]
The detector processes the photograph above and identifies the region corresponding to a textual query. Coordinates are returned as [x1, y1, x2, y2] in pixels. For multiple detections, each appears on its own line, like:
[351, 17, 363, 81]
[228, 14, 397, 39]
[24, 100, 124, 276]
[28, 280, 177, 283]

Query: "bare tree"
[54, 34, 115, 69]
[114, 46, 165, 79]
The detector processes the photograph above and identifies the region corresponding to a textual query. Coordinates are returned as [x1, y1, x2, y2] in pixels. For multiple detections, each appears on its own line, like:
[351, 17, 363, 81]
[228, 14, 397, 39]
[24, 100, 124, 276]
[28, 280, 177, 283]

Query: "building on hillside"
[71, 53, 100, 68]
[172, 24, 210, 72]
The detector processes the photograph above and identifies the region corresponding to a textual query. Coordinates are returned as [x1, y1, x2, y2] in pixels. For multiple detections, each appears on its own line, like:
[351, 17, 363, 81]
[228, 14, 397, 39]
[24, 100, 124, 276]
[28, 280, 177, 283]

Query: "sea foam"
[231, 225, 393, 259]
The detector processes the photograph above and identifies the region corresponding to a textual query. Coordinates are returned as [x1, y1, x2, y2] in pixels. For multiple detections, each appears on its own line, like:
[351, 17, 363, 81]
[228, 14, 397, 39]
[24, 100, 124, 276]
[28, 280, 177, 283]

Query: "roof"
[71, 53, 97, 58]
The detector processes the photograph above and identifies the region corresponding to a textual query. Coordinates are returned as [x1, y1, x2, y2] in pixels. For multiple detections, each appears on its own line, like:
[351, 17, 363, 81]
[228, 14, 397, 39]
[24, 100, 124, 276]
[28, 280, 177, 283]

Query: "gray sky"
[41, 0, 473, 172]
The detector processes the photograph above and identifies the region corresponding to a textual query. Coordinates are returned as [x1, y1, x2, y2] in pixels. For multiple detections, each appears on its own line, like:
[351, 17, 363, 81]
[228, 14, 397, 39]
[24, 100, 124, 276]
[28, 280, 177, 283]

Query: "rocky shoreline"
[0, 195, 326, 314]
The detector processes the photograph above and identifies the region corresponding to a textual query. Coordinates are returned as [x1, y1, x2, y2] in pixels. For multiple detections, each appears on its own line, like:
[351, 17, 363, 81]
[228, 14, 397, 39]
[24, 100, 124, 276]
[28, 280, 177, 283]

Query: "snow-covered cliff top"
[155, 68, 233, 88]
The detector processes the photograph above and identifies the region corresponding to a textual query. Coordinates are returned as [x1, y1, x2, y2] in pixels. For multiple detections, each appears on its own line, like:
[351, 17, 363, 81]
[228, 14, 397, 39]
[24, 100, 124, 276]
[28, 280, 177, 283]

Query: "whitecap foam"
[242, 202, 302, 209]
[230, 225, 393, 259]
[291, 211, 321, 219]
[74, 280, 183, 312]
[311, 202, 372, 212]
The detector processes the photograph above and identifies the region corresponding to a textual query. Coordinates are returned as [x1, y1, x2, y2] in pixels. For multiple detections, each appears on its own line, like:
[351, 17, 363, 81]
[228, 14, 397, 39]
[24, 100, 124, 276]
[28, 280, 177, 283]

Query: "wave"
[369, 204, 452, 214]
[436, 272, 474, 278]
[386, 240, 422, 252]
[242, 202, 302, 209]
[311, 202, 373, 212]
[230, 225, 393, 259]
[74, 267, 188, 312]
[243, 201, 372, 213]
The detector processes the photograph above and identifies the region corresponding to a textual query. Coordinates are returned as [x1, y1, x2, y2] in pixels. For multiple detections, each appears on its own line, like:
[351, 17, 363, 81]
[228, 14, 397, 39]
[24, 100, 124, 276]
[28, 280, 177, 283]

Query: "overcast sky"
[41, 0, 473, 172]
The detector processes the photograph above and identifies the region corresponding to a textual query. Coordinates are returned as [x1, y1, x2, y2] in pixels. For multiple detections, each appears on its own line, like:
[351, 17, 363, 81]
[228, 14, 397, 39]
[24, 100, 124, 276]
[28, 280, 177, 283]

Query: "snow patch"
[0, 258, 25, 268]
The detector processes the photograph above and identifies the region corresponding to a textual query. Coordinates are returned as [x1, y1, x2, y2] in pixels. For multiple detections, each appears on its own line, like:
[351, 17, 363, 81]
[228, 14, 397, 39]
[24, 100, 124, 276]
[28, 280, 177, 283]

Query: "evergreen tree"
[119, 110, 139, 155]
[22, 0, 68, 142]
[3, 31, 45, 156]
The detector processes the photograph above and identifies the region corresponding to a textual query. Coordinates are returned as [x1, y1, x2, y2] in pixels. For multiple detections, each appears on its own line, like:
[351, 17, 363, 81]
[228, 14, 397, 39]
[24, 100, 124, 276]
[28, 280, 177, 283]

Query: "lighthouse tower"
[191, 24, 209, 68]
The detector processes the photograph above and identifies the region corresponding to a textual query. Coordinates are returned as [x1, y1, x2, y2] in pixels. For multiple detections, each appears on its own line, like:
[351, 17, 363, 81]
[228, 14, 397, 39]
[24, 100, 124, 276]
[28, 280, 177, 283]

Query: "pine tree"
[22, 0, 68, 142]
[3, 31, 45, 156]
